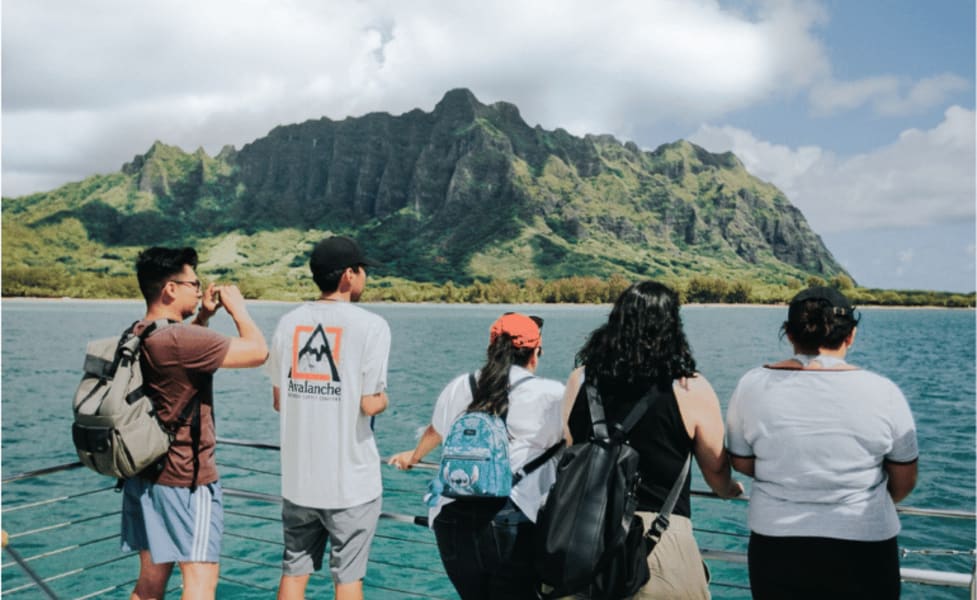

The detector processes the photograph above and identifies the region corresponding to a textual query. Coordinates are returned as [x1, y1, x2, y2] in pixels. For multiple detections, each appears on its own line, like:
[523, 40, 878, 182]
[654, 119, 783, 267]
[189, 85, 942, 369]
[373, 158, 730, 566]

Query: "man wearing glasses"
[122, 246, 268, 600]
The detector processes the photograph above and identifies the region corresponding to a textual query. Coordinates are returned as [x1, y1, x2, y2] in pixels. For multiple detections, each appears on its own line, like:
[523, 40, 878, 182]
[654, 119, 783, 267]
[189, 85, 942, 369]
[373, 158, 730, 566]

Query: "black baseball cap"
[789, 286, 854, 316]
[309, 236, 380, 274]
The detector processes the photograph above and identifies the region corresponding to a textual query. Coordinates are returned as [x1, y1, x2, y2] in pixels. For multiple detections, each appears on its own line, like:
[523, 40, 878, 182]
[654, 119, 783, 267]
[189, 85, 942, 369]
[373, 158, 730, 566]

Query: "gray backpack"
[72, 320, 178, 479]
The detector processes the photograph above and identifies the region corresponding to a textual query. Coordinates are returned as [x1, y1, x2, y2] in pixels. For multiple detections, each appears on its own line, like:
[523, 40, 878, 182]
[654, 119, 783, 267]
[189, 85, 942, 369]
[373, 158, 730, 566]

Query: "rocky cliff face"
[3, 88, 846, 284]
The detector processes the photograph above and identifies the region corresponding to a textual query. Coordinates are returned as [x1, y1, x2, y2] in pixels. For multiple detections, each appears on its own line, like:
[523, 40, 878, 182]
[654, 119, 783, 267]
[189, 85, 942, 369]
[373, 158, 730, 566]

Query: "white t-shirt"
[267, 302, 391, 509]
[726, 365, 918, 541]
[429, 365, 565, 524]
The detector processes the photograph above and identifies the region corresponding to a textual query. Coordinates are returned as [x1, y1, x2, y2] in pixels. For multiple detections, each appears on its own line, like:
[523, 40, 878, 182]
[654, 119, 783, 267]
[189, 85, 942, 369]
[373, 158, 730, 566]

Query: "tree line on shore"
[4, 265, 974, 308]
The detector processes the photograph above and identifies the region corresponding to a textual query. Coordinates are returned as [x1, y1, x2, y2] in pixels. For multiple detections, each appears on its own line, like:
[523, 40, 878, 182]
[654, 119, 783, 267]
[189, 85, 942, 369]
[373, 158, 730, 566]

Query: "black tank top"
[566, 375, 693, 518]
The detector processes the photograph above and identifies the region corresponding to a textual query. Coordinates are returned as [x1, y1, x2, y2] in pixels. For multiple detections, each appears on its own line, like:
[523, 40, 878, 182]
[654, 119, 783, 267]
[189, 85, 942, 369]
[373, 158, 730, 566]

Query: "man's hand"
[193, 282, 221, 326]
[215, 284, 246, 317]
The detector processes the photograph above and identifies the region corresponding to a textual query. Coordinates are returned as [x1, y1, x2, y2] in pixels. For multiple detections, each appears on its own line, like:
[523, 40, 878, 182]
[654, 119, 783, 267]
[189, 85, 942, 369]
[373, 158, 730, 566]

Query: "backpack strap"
[187, 394, 202, 492]
[512, 439, 564, 486]
[585, 380, 661, 442]
[136, 319, 204, 490]
[467, 372, 536, 421]
[643, 453, 692, 551]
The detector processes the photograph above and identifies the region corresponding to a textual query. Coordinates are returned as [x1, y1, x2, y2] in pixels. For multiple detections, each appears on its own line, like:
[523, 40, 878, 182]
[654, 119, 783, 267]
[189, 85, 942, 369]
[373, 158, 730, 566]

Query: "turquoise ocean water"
[2, 300, 974, 598]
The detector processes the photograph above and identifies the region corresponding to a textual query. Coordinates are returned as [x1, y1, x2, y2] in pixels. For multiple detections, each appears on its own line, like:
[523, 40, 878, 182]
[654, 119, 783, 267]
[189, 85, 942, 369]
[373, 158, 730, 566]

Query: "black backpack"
[535, 380, 690, 599]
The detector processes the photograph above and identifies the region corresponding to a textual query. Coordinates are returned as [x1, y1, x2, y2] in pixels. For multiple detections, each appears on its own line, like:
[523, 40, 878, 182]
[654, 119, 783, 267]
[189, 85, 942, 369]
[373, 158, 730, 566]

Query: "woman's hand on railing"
[388, 451, 419, 470]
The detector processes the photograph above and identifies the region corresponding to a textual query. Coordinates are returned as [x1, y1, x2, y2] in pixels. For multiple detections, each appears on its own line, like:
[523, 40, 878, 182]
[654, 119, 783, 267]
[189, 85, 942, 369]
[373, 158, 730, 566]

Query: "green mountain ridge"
[4, 88, 848, 293]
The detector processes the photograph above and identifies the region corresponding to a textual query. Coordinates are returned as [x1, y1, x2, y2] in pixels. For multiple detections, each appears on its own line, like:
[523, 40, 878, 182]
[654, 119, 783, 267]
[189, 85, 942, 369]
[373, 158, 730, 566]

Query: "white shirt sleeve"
[884, 383, 918, 463]
[361, 318, 391, 395]
[431, 374, 472, 437]
[725, 372, 754, 458]
[265, 321, 286, 387]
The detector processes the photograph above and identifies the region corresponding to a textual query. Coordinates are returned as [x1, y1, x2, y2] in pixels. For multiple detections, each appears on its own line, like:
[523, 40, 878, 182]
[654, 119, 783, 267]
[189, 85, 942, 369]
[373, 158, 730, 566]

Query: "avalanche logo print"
[291, 324, 343, 382]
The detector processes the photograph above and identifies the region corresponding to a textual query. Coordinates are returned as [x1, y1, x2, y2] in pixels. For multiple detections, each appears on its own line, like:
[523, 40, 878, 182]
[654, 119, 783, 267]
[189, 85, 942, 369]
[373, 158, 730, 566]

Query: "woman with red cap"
[389, 312, 565, 599]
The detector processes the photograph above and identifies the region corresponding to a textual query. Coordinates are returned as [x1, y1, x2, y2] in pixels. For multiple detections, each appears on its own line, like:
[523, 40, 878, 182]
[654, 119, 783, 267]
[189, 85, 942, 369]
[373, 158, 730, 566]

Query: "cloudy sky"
[3, 0, 974, 292]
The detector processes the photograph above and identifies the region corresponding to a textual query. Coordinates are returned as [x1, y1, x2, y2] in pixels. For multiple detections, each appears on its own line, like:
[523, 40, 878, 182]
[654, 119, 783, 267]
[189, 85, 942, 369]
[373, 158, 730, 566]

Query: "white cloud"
[2, 0, 971, 204]
[689, 106, 976, 233]
[3, 0, 832, 196]
[810, 73, 970, 116]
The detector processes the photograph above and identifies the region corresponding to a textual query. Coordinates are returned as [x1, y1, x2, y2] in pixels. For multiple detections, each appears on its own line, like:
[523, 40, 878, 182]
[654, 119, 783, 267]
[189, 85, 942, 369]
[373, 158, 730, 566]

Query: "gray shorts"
[121, 478, 223, 564]
[281, 496, 381, 583]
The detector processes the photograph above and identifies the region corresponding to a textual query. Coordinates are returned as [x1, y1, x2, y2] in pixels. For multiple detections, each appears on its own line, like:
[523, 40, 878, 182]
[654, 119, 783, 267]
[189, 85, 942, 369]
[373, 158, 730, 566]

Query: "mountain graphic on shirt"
[291, 323, 341, 381]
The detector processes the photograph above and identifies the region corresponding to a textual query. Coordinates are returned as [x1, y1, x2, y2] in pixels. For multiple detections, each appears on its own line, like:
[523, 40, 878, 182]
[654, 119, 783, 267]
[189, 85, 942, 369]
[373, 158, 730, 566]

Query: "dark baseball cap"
[309, 236, 380, 274]
[789, 286, 854, 316]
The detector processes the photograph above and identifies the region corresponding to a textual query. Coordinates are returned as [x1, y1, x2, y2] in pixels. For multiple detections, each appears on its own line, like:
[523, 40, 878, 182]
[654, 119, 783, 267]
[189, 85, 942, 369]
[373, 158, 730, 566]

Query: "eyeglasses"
[171, 279, 201, 291]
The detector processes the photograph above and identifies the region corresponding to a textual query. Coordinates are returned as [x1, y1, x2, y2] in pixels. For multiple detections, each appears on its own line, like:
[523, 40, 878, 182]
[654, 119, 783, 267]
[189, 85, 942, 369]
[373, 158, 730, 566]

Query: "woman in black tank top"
[564, 281, 743, 599]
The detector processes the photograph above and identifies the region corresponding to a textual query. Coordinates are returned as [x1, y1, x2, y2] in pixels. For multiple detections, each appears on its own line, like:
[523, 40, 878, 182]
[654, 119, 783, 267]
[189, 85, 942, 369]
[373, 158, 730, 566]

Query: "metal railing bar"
[700, 548, 974, 589]
[3, 551, 134, 595]
[225, 509, 280, 523]
[369, 556, 446, 575]
[363, 583, 454, 600]
[8, 510, 121, 540]
[2, 486, 116, 514]
[901, 567, 973, 588]
[1, 534, 117, 568]
[902, 548, 977, 557]
[374, 532, 439, 547]
[224, 486, 430, 527]
[709, 580, 752, 591]
[402, 459, 977, 521]
[218, 573, 277, 592]
[382, 511, 428, 526]
[896, 506, 976, 520]
[216, 437, 281, 450]
[2, 461, 84, 484]
[1, 441, 971, 597]
[701, 548, 749, 565]
[223, 487, 280, 504]
[220, 553, 281, 570]
[224, 531, 280, 546]
[220, 462, 281, 477]
[5, 442, 972, 522]
[223, 511, 436, 548]
[221, 442, 977, 520]
[694, 527, 750, 539]
[2, 542, 59, 599]
[72, 579, 138, 600]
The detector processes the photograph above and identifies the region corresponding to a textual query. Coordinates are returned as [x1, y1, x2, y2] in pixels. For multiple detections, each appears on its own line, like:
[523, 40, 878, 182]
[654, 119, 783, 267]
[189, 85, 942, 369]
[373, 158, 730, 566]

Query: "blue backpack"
[439, 373, 561, 498]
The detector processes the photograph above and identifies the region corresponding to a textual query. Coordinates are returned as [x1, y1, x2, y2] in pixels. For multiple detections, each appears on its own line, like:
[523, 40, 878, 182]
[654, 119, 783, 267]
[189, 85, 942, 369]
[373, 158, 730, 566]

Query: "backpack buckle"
[646, 514, 670, 546]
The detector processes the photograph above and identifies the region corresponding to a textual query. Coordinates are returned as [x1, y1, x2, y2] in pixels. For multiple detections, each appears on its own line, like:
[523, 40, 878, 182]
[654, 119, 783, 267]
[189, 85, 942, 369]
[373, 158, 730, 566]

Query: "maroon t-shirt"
[135, 321, 231, 487]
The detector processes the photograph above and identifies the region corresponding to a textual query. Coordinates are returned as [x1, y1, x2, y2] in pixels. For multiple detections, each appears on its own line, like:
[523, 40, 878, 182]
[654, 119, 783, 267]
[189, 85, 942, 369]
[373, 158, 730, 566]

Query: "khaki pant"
[632, 512, 710, 600]
[561, 512, 711, 600]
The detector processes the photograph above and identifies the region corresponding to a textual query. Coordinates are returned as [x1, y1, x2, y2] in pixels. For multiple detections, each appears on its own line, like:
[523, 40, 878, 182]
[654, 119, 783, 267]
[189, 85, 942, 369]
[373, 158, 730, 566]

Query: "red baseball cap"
[489, 313, 542, 349]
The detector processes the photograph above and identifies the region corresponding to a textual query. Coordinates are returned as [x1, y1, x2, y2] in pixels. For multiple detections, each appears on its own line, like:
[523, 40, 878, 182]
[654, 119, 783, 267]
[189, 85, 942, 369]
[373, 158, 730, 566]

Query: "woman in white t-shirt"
[726, 286, 918, 599]
[389, 313, 564, 600]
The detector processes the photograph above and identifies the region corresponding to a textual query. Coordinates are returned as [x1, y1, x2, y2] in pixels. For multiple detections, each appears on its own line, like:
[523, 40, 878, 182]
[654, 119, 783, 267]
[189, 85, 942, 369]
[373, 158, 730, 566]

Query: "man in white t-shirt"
[266, 236, 391, 600]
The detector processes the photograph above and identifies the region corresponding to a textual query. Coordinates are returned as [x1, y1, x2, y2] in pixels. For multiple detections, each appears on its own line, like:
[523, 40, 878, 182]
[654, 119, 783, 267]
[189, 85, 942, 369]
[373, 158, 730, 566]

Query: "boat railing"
[3, 438, 974, 599]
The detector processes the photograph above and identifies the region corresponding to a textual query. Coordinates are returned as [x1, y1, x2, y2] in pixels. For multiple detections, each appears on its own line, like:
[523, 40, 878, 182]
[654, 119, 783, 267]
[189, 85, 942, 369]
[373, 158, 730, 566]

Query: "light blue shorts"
[121, 478, 223, 564]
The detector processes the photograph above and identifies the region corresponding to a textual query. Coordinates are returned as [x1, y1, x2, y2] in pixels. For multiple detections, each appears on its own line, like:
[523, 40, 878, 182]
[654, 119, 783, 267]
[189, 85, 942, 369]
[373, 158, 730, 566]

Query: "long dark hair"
[576, 281, 696, 393]
[468, 334, 535, 416]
